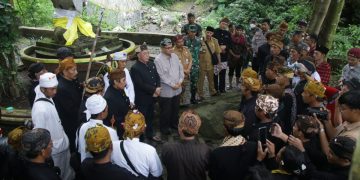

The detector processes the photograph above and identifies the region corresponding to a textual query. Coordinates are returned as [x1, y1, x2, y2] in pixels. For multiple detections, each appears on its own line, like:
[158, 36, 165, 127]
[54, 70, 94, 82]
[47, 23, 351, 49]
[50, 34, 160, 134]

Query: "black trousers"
[214, 69, 226, 92]
[252, 57, 259, 72]
[138, 103, 155, 139]
[159, 95, 180, 134]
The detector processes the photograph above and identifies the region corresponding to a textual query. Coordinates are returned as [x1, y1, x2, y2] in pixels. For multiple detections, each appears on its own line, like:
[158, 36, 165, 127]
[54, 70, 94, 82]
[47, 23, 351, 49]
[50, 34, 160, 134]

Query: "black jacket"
[214, 28, 232, 62]
[239, 95, 258, 137]
[104, 86, 130, 138]
[53, 75, 82, 152]
[130, 60, 160, 106]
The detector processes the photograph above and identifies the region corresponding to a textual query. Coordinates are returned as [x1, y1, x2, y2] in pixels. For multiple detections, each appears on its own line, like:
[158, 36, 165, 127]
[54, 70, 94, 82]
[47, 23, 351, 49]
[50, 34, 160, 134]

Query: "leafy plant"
[14, 0, 53, 27]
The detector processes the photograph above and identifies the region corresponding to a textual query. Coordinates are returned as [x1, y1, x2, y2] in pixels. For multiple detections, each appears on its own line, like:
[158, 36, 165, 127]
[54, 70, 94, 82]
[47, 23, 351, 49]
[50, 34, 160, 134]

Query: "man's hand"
[288, 135, 305, 152]
[271, 123, 288, 142]
[110, 115, 116, 129]
[153, 87, 161, 97]
[266, 140, 276, 158]
[172, 83, 181, 90]
[257, 141, 268, 161]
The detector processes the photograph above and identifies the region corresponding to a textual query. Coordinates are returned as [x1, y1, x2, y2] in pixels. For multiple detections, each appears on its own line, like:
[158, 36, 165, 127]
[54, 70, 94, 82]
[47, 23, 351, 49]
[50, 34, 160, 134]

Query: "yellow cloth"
[241, 67, 258, 79]
[271, 169, 291, 175]
[53, 17, 96, 46]
[123, 110, 146, 139]
[85, 125, 111, 153]
[304, 80, 326, 98]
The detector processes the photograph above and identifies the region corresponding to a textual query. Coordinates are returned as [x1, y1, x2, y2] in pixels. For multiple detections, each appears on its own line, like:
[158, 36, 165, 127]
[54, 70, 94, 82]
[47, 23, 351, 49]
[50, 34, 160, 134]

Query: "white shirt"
[111, 138, 163, 177]
[32, 85, 69, 155]
[77, 119, 119, 162]
[103, 68, 135, 104]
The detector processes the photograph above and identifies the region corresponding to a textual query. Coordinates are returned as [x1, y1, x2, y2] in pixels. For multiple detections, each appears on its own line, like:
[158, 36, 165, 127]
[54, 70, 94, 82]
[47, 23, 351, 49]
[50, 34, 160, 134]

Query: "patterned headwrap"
[241, 67, 258, 79]
[223, 110, 245, 129]
[56, 57, 76, 74]
[85, 76, 104, 94]
[304, 80, 326, 98]
[85, 125, 111, 153]
[21, 128, 51, 156]
[278, 67, 294, 79]
[270, 37, 284, 50]
[256, 94, 279, 115]
[123, 110, 146, 139]
[242, 77, 261, 92]
[8, 126, 28, 151]
[160, 38, 173, 47]
[178, 110, 202, 136]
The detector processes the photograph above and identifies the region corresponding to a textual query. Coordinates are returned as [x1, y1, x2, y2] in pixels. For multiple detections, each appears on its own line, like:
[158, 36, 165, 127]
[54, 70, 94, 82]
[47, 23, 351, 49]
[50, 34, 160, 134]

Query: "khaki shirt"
[199, 37, 221, 71]
[173, 46, 192, 73]
[336, 121, 360, 141]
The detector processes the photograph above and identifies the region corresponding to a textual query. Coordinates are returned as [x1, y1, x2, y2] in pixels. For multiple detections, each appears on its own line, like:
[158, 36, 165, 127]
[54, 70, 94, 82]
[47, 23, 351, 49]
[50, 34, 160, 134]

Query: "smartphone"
[258, 126, 267, 146]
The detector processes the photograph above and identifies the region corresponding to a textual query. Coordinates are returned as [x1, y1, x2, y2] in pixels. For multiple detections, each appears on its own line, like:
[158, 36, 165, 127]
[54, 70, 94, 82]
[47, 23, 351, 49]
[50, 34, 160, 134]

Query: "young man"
[81, 126, 137, 180]
[53, 51, 82, 153]
[304, 33, 318, 57]
[340, 47, 360, 82]
[22, 128, 61, 180]
[27, 63, 47, 107]
[314, 45, 331, 85]
[103, 52, 135, 106]
[173, 35, 192, 106]
[111, 111, 163, 179]
[78, 94, 119, 162]
[301, 79, 327, 115]
[251, 18, 271, 72]
[130, 43, 162, 142]
[32, 72, 74, 180]
[155, 38, 184, 136]
[184, 25, 202, 104]
[162, 110, 210, 180]
[214, 17, 232, 93]
[104, 69, 130, 138]
[198, 26, 221, 100]
[181, 13, 202, 37]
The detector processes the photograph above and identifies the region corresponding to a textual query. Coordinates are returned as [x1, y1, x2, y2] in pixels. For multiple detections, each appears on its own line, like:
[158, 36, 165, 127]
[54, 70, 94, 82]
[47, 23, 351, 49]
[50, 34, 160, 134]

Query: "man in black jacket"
[130, 43, 162, 142]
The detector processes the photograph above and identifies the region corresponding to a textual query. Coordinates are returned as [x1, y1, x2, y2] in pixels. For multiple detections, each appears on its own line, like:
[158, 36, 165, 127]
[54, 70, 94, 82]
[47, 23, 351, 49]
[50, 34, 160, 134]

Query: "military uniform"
[184, 35, 202, 102]
[181, 23, 203, 37]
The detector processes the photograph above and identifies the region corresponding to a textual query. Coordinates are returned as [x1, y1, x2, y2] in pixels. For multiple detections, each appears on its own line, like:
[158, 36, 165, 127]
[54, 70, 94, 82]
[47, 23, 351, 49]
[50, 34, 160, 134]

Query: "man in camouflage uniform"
[184, 25, 202, 104]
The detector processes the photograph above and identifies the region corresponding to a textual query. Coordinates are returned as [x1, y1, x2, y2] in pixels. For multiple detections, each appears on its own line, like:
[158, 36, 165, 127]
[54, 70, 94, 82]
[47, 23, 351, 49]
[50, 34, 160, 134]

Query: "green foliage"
[141, 0, 175, 6]
[0, 0, 20, 98]
[328, 25, 360, 60]
[201, 0, 312, 31]
[14, 0, 53, 27]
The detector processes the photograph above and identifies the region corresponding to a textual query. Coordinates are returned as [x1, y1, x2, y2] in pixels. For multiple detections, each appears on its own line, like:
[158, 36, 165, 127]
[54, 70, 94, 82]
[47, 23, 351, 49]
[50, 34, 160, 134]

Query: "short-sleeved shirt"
[199, 37, 221, 71]
[336, 121, 360, 141]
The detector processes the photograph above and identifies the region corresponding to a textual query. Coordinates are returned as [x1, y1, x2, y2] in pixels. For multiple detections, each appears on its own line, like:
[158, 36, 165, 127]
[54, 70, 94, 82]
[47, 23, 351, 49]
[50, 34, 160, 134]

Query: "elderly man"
[162, 109, 210, 180]
[155, 38, 184, 136]
[130, 43, 161, 142]
[31, 72, 74, 180]
[77, 94, 119, 162]
[103, 52, 135, 106]
[22, 128, 61, 180]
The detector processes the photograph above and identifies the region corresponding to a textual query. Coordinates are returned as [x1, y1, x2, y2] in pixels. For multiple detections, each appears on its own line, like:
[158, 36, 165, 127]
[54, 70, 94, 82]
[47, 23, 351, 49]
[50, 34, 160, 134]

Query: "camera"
[307, 107, 328, 120]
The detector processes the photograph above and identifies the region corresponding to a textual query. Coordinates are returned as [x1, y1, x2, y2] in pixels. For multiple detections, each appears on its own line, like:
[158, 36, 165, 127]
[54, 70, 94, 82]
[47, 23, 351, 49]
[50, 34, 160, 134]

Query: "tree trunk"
[318, 0, 345, 49]
[308, 0, 331, 35]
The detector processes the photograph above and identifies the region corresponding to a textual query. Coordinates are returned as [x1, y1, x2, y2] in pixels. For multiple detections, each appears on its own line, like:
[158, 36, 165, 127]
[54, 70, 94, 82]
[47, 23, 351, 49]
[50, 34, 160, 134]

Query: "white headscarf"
[84, 94, 107, 120]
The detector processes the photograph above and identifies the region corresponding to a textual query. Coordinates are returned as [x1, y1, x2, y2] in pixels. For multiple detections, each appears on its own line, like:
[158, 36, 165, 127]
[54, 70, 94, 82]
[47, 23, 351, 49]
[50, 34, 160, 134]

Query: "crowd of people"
[1, 12, 360, 180]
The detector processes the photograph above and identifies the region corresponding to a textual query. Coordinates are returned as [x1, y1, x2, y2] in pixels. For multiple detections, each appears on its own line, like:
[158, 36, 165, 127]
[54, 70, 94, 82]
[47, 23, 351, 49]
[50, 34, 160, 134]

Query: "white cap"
[84, 94, 107, 120]
[39, 72, 58, 88]
[113, 52, 127, 61]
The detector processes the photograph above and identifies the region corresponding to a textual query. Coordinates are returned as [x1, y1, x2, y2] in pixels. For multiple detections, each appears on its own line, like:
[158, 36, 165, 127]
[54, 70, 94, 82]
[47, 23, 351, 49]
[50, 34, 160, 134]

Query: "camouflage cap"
[188, 24, 198, 32]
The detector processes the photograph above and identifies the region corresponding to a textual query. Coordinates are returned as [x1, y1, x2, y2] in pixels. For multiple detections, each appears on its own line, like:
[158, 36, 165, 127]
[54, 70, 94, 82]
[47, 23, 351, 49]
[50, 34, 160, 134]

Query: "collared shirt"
[316, 61, 331, 85]
[111, 138, 163, 177]
[77, 119, 119, 162]
[341, 64, 360, 81]
[104, 68, 135, 104]
[155, 52, 184, 98]
[32, 85, 69, 155]
[336, 121, 360, 141]
[199, 37, 221, 71]
[173, 46, 192, 74]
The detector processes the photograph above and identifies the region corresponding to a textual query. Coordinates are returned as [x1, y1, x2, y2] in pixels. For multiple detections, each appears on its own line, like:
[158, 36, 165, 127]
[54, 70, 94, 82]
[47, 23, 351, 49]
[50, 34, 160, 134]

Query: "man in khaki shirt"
[198, 26, 221, 99]
[173, 35, 192, 105]
[335, 91, 360, 141]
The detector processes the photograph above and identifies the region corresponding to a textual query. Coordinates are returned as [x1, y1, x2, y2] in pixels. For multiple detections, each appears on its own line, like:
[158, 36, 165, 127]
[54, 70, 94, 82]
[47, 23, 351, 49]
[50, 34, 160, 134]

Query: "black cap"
[329, 136, 356, 161]
[56, 47, 73, 60]
[206, 26, 215, 32]
[315, 45, 330, 55]
[28, 63, 45, 79]
[343, 78, 360, 90]
[235, 25, 244, 30]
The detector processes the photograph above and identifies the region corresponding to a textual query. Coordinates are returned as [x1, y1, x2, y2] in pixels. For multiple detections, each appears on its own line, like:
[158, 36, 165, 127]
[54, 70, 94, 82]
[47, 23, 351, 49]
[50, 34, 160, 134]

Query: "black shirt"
[104, 86, 130, 138]
[25, 161, 61, 180]
[27, 80, 38, 108]
[214, 28, 231, 62]
[209, 141, 257, 180]
[239, 95, 258, 137]
[81, 158, 137, 180]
